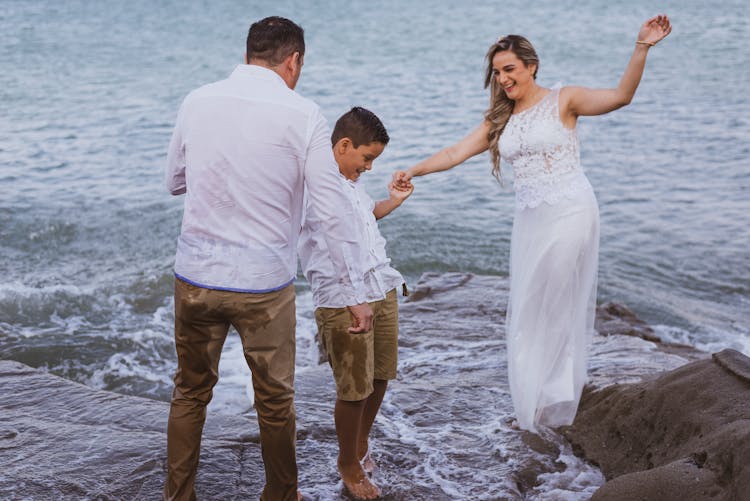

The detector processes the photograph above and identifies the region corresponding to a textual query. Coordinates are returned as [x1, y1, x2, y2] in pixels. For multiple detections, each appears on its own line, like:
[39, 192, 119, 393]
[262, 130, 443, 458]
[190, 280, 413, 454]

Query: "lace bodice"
[499, 85, 590, 209]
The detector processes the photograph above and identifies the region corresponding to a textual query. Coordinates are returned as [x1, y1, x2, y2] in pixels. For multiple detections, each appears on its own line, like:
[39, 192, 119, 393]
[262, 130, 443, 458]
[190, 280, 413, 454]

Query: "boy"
[298, 107, 413, 500]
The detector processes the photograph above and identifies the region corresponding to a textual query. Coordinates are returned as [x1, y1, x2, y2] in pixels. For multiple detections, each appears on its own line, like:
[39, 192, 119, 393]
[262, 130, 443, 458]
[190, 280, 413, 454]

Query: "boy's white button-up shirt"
[166, 64, 367, 304]
[299, 176, 404, 309]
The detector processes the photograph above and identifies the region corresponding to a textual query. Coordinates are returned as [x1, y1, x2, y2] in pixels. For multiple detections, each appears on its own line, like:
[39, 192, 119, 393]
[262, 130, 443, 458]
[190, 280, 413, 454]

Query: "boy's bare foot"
[338, 460, 381, 500]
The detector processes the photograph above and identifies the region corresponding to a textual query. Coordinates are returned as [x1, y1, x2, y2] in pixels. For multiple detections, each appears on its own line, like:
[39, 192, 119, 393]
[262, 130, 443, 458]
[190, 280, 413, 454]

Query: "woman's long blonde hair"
[483, 35, 539, 181]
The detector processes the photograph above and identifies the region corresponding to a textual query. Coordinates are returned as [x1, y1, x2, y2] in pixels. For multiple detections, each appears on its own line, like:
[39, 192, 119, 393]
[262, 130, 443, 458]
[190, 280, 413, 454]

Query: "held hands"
[637, 14, 672, 47]
[392, 170, 413, 192]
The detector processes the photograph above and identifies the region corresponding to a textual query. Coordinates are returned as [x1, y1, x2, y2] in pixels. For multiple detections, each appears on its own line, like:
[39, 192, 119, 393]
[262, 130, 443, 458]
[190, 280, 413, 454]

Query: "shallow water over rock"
[0, 273, 706, 500]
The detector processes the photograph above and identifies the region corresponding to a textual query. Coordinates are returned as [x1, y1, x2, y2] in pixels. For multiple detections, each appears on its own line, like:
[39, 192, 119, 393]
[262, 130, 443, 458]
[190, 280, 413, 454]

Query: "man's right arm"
[165, 104, 186, 196]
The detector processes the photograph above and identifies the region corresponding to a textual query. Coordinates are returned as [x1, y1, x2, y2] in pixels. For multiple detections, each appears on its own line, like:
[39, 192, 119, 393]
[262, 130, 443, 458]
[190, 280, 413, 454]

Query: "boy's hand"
[374, 181, 413, 220]
[388, 181, 413, 204]
[347, 303, 373, 333]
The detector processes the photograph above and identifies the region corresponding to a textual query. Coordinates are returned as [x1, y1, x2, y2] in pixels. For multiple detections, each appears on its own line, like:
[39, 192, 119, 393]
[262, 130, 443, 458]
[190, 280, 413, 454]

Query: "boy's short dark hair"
[331, 107, 390, 148]
[246, 16, 305, 66]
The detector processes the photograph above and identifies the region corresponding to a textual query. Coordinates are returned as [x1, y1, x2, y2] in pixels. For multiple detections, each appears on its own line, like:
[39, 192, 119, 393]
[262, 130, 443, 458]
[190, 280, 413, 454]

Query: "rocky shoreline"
[1, 273, 747, 499]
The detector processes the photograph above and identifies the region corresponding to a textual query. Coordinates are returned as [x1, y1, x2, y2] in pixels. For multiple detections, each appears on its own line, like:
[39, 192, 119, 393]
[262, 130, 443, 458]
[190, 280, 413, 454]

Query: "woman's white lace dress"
[499, 85, 599, 432]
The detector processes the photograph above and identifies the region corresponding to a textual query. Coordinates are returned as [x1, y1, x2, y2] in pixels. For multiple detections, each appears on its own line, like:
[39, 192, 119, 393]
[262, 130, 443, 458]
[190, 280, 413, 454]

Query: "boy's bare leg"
[335, 398, 381, 499]
[357, 379, 388, 472]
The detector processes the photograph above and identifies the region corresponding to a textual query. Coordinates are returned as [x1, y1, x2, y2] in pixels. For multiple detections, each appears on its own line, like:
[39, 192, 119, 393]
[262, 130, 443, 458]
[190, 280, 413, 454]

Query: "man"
[164, 16, 373, 501]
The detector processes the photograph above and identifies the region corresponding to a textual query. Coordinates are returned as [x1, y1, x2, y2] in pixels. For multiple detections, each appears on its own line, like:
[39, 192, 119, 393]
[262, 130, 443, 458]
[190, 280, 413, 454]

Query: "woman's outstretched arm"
[561, 14, 672, 121]
[394, 120, 491, 188]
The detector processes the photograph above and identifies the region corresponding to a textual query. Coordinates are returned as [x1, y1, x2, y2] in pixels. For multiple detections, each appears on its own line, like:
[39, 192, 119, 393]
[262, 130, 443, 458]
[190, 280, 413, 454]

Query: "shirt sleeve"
[165, 101, 187, 196]
[302, 108, 368, 306]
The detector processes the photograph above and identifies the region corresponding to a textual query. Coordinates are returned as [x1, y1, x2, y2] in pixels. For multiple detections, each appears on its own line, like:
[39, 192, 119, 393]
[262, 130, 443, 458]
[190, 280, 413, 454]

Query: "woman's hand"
[638, 14, 672, 46]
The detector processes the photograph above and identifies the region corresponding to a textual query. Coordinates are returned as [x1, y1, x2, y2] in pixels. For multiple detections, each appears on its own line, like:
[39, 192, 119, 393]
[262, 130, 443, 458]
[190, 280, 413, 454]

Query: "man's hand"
[347, 303, 374, 333]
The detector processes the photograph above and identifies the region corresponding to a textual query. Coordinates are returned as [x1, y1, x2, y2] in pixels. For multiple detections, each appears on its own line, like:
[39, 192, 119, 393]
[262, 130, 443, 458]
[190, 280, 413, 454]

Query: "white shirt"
[299, 176, 404, 309]
[166, 64, 367, 304]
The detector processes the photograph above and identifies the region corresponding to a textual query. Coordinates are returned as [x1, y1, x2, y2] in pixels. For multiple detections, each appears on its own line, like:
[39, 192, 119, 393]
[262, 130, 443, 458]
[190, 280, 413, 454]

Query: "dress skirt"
[506, 182, 600, 432]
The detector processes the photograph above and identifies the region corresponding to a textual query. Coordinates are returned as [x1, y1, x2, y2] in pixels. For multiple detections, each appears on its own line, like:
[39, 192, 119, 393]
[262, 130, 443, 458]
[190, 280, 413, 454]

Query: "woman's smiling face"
[492, 50, 537, 101]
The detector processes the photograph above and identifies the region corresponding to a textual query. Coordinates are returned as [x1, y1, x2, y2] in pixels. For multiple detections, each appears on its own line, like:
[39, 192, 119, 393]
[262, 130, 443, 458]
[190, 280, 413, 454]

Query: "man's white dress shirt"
[299, 176, 404, 309]
[166, 64, 367, 304]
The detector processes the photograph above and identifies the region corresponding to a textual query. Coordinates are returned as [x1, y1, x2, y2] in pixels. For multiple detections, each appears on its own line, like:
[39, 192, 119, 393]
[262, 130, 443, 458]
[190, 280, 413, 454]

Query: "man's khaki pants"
[164, 278, 297, 501]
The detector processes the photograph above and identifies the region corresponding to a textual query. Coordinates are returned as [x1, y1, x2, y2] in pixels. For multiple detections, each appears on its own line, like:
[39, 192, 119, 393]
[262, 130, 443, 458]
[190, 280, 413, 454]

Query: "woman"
[393, 16, 672, 432]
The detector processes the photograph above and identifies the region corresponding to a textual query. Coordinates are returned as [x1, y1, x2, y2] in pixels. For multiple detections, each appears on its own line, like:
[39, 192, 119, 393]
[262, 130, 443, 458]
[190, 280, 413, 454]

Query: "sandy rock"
[564, 349, 750, 500]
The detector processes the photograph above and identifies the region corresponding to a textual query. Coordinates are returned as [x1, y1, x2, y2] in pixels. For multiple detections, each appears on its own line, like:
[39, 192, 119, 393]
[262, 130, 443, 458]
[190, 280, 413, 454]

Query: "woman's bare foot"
[504, 416, 520, 430]
[338, 460, 381, 500]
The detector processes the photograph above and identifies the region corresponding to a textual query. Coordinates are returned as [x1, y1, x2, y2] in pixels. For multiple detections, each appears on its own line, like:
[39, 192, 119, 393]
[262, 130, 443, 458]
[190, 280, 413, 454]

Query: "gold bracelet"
[636, 40, 655, 47]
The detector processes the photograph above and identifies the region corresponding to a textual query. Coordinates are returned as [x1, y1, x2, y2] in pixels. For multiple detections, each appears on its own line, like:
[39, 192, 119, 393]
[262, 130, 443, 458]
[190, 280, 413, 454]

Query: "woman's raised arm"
[561, 15, 672, 122]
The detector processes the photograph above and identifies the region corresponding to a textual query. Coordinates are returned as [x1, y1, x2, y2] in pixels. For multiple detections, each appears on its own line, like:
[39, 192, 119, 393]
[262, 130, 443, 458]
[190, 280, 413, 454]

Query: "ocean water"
[1, 0, 748, 498]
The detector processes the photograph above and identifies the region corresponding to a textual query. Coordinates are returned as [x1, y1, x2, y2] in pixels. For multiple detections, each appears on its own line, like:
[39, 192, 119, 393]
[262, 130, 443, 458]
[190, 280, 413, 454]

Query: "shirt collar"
[340, 173, 360, 187]
[230, 64, 288, 87]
